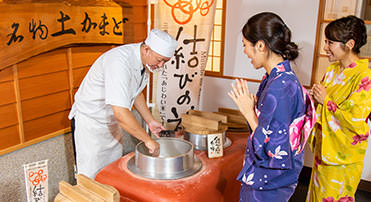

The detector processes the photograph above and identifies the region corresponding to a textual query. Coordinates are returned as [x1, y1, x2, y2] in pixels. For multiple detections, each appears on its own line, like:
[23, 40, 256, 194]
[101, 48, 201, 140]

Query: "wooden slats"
[218, 107, 243, 116]
[71, 46, 112, 69]
[0, 67, 13, 82]
[19, 71, 69, 100]
[73, 67, 90, 88]
[182, 114, 221, 130]
[120, 0, 147, 6]
[17, 49, 68, 79]
[0, 104, 18, 128]
[21, 91, 71, 122]
[56, 175, 120, 202]
[0, 81, 16, 106]
[0, 0, 149, 155]
[74, 185, 105, 202]
[132, 23, 147, 42]
[59, 181, 92, 202]
[130, 7, 147, 23]
[76, 174, 120, 201]
[216, 107, 249, 127]
[73, 88, 79, 96]
[188, 109, 227, 123]
[23, 110, 70, 141]
[0, 125, 20, 150]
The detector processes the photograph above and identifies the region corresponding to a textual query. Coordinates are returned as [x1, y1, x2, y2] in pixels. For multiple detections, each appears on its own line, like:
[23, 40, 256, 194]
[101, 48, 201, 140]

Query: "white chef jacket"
[68, 43, 148, 178]
[69, 42, 148, 123]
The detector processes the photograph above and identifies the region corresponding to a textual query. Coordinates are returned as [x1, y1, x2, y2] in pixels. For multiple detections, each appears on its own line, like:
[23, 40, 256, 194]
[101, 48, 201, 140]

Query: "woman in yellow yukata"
[307, 15, 371, 202]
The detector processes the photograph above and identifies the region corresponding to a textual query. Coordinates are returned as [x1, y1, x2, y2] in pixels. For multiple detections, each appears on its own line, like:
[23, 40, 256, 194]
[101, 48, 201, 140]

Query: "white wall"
[199, 0, 371, 181]
[223, 0, 319, 86]
[201, 0, 320, 111]
[199, 76, 260, 112]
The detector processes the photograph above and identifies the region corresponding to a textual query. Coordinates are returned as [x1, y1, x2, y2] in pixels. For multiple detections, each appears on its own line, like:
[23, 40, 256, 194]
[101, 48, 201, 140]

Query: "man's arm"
[133, 92, 155, 124]
[112, 105, 159, 155]
[134, 92, 165, 137]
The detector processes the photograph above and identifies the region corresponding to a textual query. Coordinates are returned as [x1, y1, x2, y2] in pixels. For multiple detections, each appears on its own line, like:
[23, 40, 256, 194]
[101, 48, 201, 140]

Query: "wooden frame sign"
[0, 1, 131, 70]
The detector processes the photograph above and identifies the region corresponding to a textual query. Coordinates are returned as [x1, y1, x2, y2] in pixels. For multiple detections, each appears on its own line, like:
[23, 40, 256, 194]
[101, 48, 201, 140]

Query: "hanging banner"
[23, 160, 48, 202]
[154, 0, 216, 130]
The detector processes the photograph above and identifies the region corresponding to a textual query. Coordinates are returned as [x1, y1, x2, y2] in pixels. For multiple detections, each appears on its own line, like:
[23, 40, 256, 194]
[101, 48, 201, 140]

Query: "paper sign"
[207, 133, 223, 158]
[24, 160, 48, 202]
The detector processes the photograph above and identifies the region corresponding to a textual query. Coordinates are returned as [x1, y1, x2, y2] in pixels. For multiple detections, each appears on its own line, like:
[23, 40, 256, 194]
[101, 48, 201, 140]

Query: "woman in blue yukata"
[228, 12, 316, 202]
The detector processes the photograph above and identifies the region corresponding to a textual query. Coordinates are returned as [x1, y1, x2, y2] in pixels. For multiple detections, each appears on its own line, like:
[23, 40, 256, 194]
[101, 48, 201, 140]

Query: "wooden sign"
[207, 133, 223, 158]
[0, 1, 132, 70]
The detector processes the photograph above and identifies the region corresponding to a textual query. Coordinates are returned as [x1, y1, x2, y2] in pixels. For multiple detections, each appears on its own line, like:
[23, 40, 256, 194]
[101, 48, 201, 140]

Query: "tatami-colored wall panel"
[0, 126, 20, 150]
[0, 81, 16, 106]
[23, 110, 70, 141]
[21, 91, 71, 122]
[19, 71, 69, 100]
[17, 49, 68, 79]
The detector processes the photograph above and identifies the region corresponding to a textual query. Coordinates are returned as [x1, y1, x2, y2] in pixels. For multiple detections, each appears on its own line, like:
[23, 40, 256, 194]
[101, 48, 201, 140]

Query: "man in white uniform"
[68, 29, 178, 179]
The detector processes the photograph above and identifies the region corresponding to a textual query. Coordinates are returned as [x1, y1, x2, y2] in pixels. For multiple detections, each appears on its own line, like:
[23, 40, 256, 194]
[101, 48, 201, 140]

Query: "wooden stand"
[54, 174, 120, 202]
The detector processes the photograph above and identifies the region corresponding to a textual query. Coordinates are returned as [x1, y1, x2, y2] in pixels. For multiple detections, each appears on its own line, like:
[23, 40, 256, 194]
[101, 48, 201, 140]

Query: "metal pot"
[127, 138, 202, 180]
[184, 131, 231, 150]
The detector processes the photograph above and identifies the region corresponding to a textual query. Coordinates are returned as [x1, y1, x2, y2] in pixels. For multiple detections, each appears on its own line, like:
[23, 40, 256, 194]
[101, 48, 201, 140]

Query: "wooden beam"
[67, 48, 74, 106]
[0, 128, 71, 156]
[12, 64, 24, 144]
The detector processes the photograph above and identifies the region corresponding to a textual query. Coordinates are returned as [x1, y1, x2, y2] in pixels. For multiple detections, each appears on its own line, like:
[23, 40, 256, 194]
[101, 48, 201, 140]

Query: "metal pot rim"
[135, 137, 194, 159]
[127, 155, 202, 180]
[128, 137, 202, 180]
[183, 131, 232, 150]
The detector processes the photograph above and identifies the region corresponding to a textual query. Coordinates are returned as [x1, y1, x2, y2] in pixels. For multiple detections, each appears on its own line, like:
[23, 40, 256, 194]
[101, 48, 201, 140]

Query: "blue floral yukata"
[237, 60, 316, 202]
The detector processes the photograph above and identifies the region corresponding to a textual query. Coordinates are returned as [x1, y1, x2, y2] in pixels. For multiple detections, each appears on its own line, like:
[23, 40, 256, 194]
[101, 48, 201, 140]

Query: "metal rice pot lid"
[127, 138, 202, 180]
[184, 131, 232, 151]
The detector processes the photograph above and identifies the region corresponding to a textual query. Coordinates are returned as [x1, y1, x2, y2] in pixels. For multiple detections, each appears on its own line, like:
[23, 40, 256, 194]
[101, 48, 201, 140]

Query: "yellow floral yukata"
[306, 59, 371, 202]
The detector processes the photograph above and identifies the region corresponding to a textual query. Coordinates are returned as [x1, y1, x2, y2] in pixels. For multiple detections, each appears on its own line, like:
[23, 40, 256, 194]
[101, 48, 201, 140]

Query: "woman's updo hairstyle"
[242, 12, 298, 61]
[325, 15, 367, 54]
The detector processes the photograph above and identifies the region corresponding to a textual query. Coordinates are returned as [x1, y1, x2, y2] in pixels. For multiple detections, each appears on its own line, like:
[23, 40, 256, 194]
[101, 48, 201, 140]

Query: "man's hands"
[112, 105, 161, 156]
[144, 139, 160, 157]
[145, 120, 165, 156]
[148, 120, 166, 138]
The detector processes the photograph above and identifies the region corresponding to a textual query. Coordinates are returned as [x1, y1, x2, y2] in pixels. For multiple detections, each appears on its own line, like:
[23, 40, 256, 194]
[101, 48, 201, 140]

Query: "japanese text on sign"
[6, 10, 129, 46]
